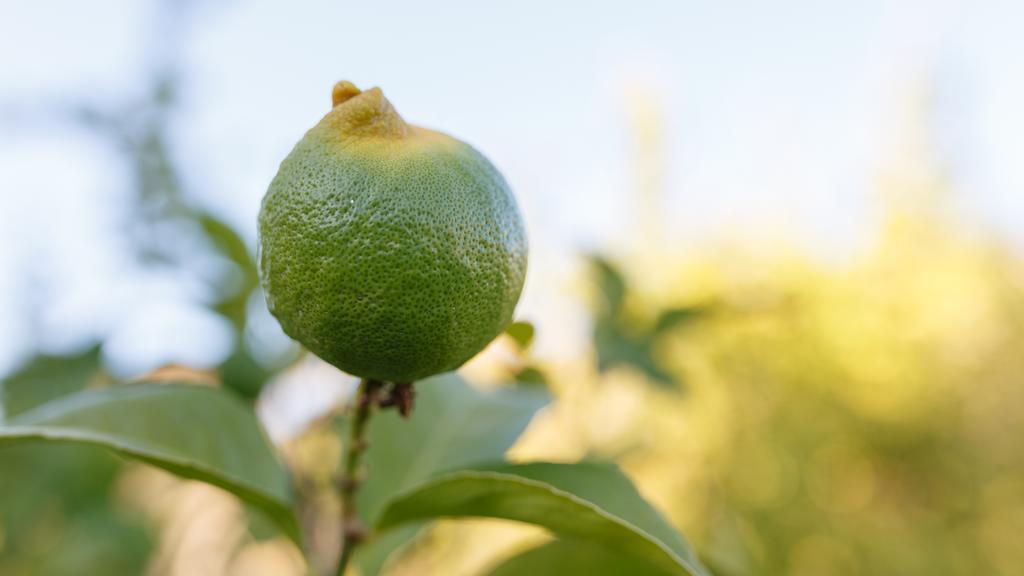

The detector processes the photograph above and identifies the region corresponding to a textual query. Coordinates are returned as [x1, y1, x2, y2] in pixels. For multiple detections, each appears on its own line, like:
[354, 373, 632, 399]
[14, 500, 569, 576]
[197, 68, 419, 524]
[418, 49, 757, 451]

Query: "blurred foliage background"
[2, 1, 1023, 575]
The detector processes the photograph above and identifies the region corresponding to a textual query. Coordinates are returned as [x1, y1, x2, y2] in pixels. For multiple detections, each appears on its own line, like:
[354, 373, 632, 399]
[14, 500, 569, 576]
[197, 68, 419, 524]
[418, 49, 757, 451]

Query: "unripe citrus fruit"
[259, 81, 527, 383]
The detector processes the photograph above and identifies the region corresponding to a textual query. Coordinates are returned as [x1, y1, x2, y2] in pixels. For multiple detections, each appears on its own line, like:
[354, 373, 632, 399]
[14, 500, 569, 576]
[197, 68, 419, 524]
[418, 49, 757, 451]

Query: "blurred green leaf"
[1, 345, 103, 419]
[244, 503, 285, 542]
[199, 213, 258, 280]
[198, 213, 259, 330]
[354, 373, 549, 575]
[653, 306, 710, 335]
[514, 365, 549, 386]
[198, 213, 289, 400]
[503, 322, 551, 385]
[589, 255, 627, 318]
[354, 525, 422, 576]
[505, 321, 536, 351]
[594, 319, 676, 388]
[0, 383, 299, 543]
[38, 503, 153, 576]
[486, 539, 665, 576]
[0, 444, 153, 576]
[220, 347, 274, 401]
[376, 461, 710, 576]
[587, 256, 703, 390]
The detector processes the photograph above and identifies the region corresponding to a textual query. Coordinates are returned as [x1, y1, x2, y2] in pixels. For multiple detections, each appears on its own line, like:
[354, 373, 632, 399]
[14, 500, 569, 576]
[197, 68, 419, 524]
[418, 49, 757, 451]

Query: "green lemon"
[259, 81, 527, 383]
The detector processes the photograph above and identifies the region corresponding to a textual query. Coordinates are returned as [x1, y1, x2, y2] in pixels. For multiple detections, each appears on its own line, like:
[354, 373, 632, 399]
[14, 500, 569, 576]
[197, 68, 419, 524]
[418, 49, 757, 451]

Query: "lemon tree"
[0, 81, 711, 576]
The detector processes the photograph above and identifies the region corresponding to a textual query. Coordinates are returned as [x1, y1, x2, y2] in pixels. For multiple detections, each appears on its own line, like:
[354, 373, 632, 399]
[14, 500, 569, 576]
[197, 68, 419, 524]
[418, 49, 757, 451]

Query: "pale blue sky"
[1, 0, 1022, 375]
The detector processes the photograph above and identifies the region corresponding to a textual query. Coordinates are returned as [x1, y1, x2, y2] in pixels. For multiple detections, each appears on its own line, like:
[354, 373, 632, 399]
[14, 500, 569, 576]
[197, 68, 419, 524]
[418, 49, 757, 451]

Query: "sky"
[0, 0, 1022, 375]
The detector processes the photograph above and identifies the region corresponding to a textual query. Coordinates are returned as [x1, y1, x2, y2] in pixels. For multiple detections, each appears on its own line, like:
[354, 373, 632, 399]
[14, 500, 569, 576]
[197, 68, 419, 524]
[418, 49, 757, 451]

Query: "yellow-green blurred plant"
[564, 145, 1024, 576]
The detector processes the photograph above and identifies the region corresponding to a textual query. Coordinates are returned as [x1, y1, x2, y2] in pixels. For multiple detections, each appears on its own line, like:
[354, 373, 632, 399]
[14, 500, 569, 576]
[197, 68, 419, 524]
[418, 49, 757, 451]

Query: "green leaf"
[353, 524, 422, 576]
[594, 320, 677, 388]
[0, 383, 299, 543]
[514, 365, 549, 386]
[1, 345, 103, 419]
[376, 462, 710, 576]
[589, 255, 627, 319]
[198, 213, 259, 330]
[654, 306, 710, 335]
[353, 374, 549, 575]
[199, 213, 258, 280]
[220, 347, 274, 401]
[504, 321, 536, 351]
[357, 375, 550, 524]
[486, 539, 665, 576]
[0, 443, 154, 576]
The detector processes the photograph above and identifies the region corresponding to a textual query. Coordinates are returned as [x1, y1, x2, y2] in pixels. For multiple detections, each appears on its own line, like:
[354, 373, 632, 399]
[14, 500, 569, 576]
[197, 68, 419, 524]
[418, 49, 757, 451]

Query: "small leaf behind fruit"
[0, 383, 299, 543]
[504, 321, 536, 351]
[198, 213, 259, 330]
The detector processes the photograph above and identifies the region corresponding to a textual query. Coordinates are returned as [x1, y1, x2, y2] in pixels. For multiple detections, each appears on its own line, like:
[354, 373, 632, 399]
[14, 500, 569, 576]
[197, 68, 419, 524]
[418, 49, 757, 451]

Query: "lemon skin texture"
[259, 82, 527, 383]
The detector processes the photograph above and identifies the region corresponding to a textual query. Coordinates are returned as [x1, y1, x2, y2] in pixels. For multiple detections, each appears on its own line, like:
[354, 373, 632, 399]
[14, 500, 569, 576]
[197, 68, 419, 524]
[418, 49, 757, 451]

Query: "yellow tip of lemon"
[320, 80, 410, 140]
[332, 81, 362, 107]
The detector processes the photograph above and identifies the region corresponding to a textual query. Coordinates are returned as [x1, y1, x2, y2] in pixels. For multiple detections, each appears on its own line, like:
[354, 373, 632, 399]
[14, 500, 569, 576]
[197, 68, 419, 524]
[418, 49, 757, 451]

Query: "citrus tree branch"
[336, 378, 381, 576]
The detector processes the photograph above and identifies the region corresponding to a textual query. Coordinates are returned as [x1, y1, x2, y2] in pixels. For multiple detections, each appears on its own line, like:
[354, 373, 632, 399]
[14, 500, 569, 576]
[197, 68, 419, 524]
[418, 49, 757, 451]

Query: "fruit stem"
[335, 378, 382, 576]
[377, 382, 415, 418]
